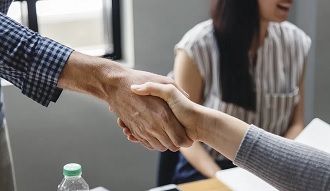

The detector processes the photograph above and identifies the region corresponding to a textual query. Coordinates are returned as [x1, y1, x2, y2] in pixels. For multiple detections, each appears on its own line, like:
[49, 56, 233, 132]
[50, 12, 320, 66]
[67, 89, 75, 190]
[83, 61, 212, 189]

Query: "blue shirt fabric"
[0, 0, 73, 127]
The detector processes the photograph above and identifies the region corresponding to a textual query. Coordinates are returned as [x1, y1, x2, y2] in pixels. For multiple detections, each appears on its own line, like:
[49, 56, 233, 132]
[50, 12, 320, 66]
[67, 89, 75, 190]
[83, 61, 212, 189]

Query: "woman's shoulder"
[268, 21, 311, 55]
[179, 19, 215, 45]
[268, 21, 311, 43]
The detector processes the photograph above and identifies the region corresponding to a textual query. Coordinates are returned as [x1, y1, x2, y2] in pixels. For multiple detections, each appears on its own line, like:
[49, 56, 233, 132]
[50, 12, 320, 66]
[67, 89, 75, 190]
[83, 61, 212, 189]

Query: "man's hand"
[106, 68, 193, 151]
[58, 51, 192, 151]
[119, 82, 201, 143]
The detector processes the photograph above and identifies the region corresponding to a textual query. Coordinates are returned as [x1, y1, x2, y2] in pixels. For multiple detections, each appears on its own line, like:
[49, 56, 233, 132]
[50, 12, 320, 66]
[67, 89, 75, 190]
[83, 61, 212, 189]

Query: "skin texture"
[57, 51, 193, 151]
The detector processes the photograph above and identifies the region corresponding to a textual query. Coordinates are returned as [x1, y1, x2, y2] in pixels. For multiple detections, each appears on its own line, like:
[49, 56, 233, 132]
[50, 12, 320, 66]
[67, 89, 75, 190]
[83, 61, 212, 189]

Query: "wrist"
[190, 103, 208, 142]
[92, 58, 128, 102]
[196, 106, 224, 143]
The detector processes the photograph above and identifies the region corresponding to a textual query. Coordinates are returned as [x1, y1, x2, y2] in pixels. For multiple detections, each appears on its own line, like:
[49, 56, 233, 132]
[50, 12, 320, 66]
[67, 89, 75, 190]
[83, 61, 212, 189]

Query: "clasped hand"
[118, 82, 202, 149]
[107, 69, 193, 151]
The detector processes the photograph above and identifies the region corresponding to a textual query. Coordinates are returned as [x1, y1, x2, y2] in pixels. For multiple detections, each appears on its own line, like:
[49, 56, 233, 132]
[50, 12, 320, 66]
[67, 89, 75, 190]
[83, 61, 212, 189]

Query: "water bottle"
[57, 163, 89, 191]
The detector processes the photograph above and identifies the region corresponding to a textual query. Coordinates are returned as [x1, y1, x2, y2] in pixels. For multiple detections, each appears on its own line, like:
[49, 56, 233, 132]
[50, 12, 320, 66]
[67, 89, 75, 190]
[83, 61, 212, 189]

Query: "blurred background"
[3, 0, 329, 190]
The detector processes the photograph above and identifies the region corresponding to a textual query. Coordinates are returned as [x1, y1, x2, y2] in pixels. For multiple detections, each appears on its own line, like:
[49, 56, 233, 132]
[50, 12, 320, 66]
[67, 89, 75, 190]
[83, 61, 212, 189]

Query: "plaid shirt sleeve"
[0, 11, 73, 107]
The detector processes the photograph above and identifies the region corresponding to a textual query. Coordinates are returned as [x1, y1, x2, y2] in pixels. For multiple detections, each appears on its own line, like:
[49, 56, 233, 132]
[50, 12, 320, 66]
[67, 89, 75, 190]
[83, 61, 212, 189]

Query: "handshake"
[59, 52, 330, 191]
[58, 51, 247, 160]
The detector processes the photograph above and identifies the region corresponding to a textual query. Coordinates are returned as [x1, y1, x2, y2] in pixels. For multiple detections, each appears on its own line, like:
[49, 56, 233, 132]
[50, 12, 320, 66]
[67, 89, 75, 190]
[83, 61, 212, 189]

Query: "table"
[178, 178, 231, 191]
[294, 118, 330, 153]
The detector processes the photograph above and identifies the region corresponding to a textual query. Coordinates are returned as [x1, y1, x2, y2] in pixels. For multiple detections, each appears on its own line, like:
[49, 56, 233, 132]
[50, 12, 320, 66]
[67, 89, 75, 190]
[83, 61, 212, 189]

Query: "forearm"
[180, 142, 220, 178]
[57, 51, 127, 103]
[234, 126, 330, 191]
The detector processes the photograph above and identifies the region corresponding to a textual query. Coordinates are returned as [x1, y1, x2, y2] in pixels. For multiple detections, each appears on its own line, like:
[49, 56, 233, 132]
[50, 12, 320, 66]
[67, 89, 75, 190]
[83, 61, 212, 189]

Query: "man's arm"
[58, 51, 193, 151]
[0, 13, 192, 151]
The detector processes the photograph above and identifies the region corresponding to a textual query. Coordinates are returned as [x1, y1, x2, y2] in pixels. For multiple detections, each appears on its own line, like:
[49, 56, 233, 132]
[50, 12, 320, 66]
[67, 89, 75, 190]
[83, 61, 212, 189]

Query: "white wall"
[4, 1, 210, 190]
[290, 0, 330, 124]
[314, 1, 330, 123]
[132, 0, 211, 75]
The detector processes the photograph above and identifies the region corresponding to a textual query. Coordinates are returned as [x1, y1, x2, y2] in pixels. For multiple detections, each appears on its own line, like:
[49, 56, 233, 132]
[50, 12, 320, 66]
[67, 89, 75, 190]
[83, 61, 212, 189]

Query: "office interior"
[3, 0, 330, 190]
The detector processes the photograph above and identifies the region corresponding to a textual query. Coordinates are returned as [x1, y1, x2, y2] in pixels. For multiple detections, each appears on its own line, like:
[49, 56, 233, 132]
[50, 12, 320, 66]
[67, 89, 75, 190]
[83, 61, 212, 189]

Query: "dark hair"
[211, 0, 259, 111]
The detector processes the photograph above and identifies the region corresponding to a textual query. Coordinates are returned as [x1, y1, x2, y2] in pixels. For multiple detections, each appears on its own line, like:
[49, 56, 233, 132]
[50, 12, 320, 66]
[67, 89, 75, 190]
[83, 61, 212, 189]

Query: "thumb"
[130, 82, 175, 102]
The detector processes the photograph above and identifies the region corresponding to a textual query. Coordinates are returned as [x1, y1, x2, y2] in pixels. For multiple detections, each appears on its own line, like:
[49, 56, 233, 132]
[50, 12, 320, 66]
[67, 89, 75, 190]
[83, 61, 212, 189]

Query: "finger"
[117, 118, 131, 136]
[123, 127, 132, 136]
[131, 83, 176, 102]
[117, 118, 143, 142]
[139, 138, 155, 150]
[131, 83, 193, 148]
[160, 77, 189, 98]
[118, 119, 138, 141]
[150, 101, 193, 148]
[120, 123, 157, 150]
[129, 124, 169, 152]
[145, 136, 168, 152]
[127, 135, 139, 143]
[130, 131, 154, 149]
[163, 117, 193, 148]
[151, 129, 179, 152]
[117, 118, 128, 129]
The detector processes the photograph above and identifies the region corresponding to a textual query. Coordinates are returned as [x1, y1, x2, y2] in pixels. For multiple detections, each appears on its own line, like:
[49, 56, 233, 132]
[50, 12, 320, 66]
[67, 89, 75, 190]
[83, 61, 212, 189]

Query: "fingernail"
[131, 84, 142, 90]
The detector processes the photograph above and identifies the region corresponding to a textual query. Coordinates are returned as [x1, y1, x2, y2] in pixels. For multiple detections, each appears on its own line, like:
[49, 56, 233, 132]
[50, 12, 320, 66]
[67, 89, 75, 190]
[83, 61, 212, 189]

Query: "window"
[7, 0, 122, 59]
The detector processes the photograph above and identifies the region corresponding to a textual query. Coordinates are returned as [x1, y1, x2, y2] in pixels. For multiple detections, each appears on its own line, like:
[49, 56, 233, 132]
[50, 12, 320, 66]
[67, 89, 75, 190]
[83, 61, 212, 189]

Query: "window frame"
[14, 0, 122, 60]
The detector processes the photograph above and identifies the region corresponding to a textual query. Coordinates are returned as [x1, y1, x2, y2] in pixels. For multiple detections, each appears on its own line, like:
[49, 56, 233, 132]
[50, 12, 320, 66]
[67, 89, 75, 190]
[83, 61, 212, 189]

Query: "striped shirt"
[0, 0, 73, 127]
[175, 19, 311, 160]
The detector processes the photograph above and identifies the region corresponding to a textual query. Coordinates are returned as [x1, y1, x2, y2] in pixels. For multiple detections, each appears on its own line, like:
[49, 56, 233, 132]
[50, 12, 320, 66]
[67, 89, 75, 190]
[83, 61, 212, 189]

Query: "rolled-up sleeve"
[0, 12, 73, 106]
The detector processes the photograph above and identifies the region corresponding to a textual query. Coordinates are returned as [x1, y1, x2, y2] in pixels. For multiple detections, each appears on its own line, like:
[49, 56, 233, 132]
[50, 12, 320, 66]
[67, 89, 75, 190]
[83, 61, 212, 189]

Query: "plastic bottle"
[57, 163, 89, 191]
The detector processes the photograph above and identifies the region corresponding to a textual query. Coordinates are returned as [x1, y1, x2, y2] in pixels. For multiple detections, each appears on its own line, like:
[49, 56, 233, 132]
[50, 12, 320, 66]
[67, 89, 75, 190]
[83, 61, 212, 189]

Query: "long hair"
[211, 0, 259, 111]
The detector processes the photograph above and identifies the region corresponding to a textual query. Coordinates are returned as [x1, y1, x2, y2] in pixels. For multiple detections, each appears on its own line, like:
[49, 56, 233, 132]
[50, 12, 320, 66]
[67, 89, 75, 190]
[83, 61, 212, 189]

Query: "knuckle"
[148, 125, 159, 133]
[158, 109, 171, 124]
[168, 146, 179, 152]
[145, 81, 153, 87]
[158, 146, 167, 152]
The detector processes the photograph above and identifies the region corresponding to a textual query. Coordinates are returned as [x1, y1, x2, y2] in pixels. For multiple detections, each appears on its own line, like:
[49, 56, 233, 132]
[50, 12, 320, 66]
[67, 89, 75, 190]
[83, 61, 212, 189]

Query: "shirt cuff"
[233, 125, 262, 167]
[21, 37, 73, 107]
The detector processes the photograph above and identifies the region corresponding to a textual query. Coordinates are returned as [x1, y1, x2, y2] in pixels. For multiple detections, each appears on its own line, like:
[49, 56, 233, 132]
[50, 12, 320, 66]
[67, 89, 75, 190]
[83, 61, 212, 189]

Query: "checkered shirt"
[0, 0, 73, 126]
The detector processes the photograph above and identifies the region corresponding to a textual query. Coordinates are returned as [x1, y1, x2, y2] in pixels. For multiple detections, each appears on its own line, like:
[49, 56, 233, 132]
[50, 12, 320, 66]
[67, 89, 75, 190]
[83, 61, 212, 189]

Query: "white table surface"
[295, 118, 330, 153]
[216, 118, 330, 191]
[91, 186, 110, 191]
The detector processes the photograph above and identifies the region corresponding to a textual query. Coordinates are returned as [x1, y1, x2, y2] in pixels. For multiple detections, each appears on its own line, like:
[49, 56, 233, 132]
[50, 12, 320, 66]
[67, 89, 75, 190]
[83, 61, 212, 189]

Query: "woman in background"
[122, 82, 330, 191]
[171, 0, 310, 183]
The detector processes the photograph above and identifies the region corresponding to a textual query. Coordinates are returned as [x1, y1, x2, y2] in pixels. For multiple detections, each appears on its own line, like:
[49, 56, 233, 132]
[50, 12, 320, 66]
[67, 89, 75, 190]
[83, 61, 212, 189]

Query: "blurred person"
[121, 82, 330, 191]
[169, 0, 310, 183]
[0, 1, 192, 190]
